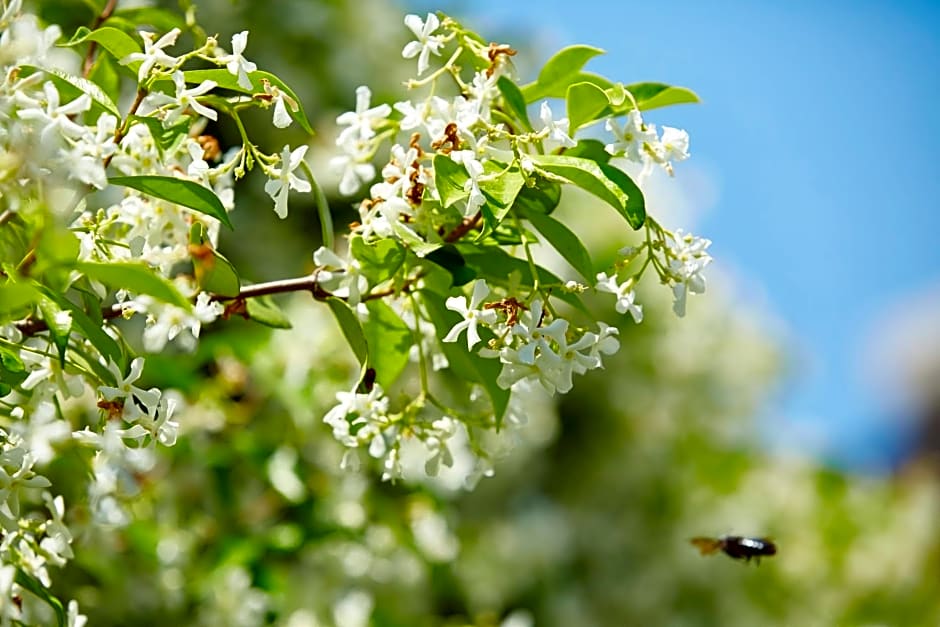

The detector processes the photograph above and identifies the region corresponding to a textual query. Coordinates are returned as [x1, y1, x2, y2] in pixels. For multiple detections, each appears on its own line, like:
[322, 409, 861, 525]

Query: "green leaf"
[109, 6, 187, 32]
[15, 568, 67, 627]
[496, 75, 533, 132]
[19, 65, 119, 118]
[109, 175, 233, 229]
[198, 249, 240, 297]
[521, 45, 606, 103]
[0, 344, 28, 398]
[47, 292, 123, 380]
[362, 300, 411, 389]
[510, 178, 562, 216]
[433, 154, 469, 208]
[182, 69, 314, 135]
[65, 26, 142, 77]
[480, 162, 525, 210]
[523, 211, 594, 282]
[37, 298, 72, 366]
[598, 163, 646, 230]
[245, 296, 292, 329]
[529, 154, 645, 230]
[625, 82, 700, 111]
[528, 154, 625, 215]
[563, 139, 611, 165]
[566, 81, 610, 134]
[458, 246, 588, 314]
[326, 298, 367, 365]
[0, 283, 39, 323]
[422, 291, 509, 425]
[127, 116, 190, 159]
[425, 246, 476, 287]
[88, 51, 121, 106]
[78, 262, 191, 309]
[350, 237, 405, 284]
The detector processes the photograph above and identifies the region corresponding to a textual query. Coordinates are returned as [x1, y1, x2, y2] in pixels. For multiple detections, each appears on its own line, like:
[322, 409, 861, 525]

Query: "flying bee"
[690, 535, 776, 564]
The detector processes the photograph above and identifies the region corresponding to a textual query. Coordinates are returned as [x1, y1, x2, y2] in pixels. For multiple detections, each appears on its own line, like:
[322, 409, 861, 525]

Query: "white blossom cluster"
[320, 13, 711, 478]
[0, 1, 313, 617]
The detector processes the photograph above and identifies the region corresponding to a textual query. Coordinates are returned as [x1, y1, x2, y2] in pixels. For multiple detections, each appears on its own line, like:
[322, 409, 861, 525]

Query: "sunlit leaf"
[109, 175, 233, 229]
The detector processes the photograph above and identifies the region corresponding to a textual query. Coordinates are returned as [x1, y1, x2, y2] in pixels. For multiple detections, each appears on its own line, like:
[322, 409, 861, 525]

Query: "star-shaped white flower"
[402, 13, 445, 76]
[540, 101, 576, 148]
[122, 28, 181, 83]
[217, 30, 257, 90]
[442, 279, 498, 350]
[264, 145, 311, 219]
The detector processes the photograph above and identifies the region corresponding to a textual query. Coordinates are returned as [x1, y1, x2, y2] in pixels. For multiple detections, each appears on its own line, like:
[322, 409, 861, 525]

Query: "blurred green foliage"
[43, 1, 940, 625]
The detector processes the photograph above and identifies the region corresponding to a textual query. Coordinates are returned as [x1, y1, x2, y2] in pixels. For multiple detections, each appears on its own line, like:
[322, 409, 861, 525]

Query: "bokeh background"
[37, 0, 940, 624]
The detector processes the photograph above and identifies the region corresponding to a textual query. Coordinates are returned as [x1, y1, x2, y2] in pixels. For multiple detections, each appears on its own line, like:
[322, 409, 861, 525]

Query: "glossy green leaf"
[326, 298, 367, 365]
[37, 298, 72, 366]
[20, 65, 119, 118]
[425, 246, 476, 287]
[496, 75, 533, 132]
[528, 154, 625, 214]
[0, 345, 28, 398]
[78, 262, 191, 309]
[521, 45, 606, 103]
[48, 293, 123, 380]
[127, 116, 190, 158]
[599, 163, 646, 229]
[200, 249, 240, 297]
[523, 210, 594, 282]
[15, 568, 66, 627]
[109, 175, 233, 229]
[182, 69, 314, 134]
[510, 178, 562, 217]
[566, 81, 609, 134]
[362, 300, 412, 389]
[0, 283, 39, 322]
[66, 26, 142, 76]
[563, 139, 611, 165]
[625, 82, 701, 111]
[480, 162, 525, 210]
[109, 6, 187, 32]
[350, 237, 405, 284]
[245, 296, 292, 329]
[87, 51, 121, 106]
[422, 291, 509, 425]
[433, 154, 469, 208]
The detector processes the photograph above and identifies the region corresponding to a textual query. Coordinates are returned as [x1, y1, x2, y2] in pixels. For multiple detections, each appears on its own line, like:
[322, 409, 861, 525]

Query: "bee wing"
[690, 537, 722, 555]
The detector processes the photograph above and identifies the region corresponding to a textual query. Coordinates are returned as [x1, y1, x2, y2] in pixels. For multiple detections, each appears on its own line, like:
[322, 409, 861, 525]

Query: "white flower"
[666, 229, 712, 316]
[402, 13, 445, 76]
[595, 272, 643, 323]
[336, 86, 392, 147]
[539, 101, 576, 148]
[121, 28, 181, 82]
[217, 30, 257, 90]
[660, 126, 690, 164]
[98, 357, 161, 418]
[15, 81, 91, 143]
[264, 144, 311, 219]
[442, 279, 498, 350]
[162, 71, 218, 124]
[313, 246, 369, 306]
[449, 150, 485, 215]
[605, 109, 658, 164]
[330, 152, 375, 197]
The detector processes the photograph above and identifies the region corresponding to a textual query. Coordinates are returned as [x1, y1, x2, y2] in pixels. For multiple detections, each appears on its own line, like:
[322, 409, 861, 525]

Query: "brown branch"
[443, 210, 483, 243]
[81, 0, 119, 78]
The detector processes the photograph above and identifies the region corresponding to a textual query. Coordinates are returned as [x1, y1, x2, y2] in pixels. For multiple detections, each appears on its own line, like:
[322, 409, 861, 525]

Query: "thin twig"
[81, 0, 119, 78]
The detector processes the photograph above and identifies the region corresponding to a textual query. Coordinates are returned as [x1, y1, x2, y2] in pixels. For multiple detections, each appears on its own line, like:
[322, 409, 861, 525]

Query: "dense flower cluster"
[0, 3, 711, 620]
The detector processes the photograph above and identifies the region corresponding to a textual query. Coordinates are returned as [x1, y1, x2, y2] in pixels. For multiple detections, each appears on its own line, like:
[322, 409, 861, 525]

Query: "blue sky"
[430, 0, 940, 469]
